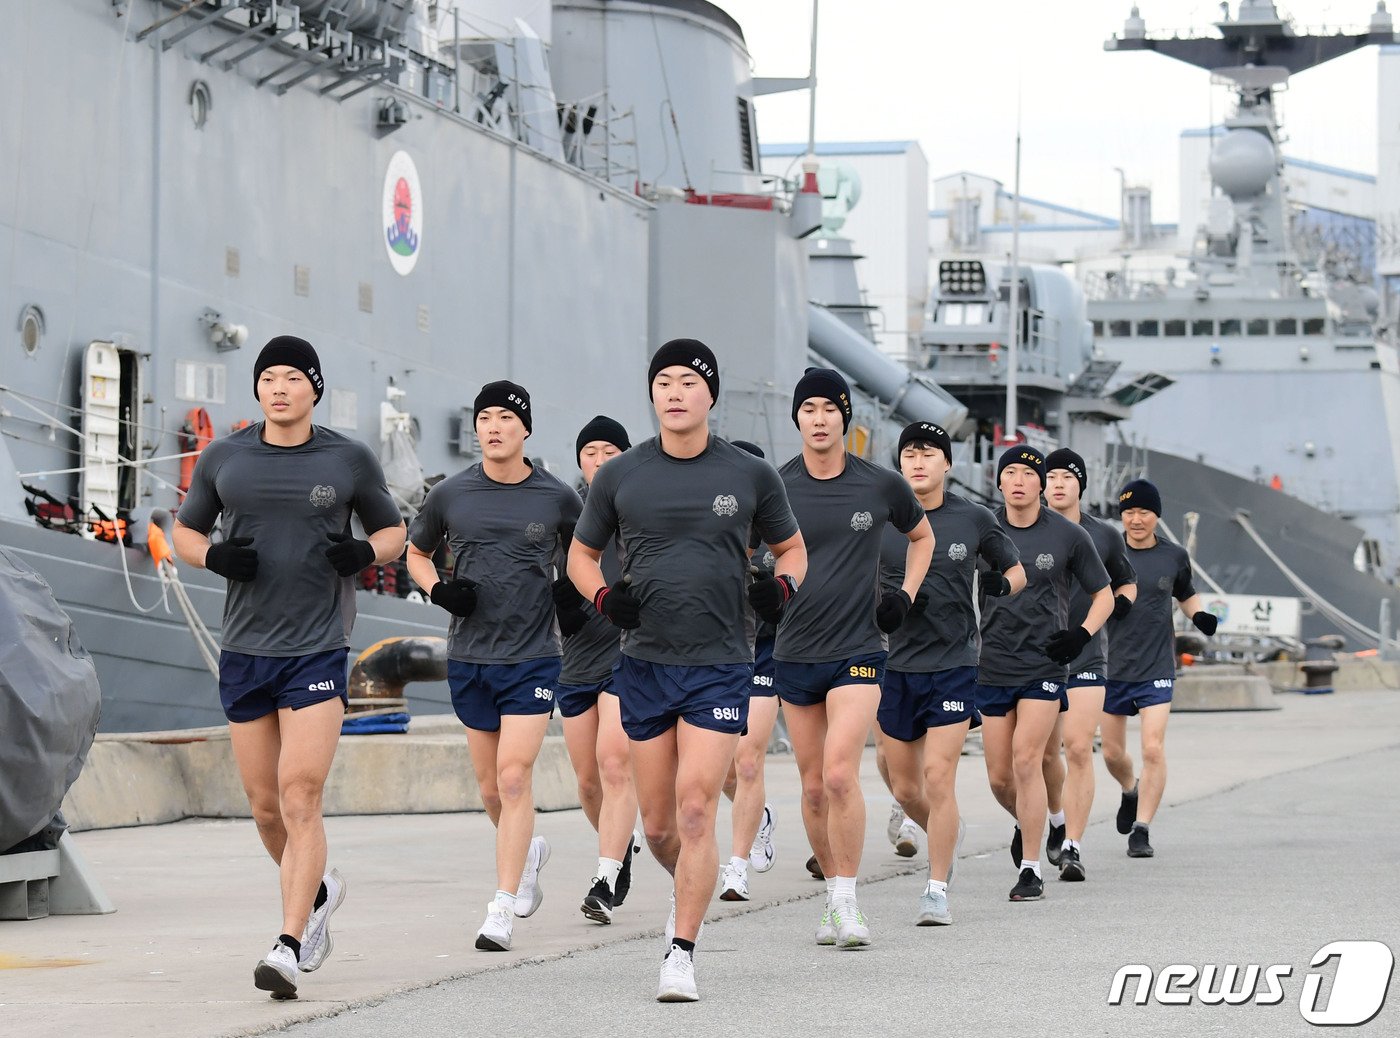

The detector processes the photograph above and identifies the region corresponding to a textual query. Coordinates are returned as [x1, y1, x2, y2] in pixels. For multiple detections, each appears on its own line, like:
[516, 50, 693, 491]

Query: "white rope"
[1232, 511, 1381, 644]
[1156, 516, 1226, 595]
[115, 537, 170, 615]
[161, 559, 221, 676]
[20, 448, 200, 479]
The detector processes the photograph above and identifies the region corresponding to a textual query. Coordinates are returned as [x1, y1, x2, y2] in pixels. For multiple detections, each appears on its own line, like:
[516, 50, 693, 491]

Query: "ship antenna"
[1005, 82, 1022, 440]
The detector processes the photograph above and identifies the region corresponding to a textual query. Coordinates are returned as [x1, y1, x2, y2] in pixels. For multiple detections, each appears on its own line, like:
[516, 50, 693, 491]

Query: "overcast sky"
[720, 0, 1382, 222]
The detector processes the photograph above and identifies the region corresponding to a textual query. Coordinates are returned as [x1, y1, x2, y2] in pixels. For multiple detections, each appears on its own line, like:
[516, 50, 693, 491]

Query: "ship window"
[1191, 319, 1214, 336]
[1091, 320, 1104, 337]
[1246, 318, 1270, 336]
[1109, 319, 1131, 337]
[1164, 319, 1186, 337]
[1302, 318, 1326, 335]
[1275, 317, 1297, 335]
[1136, 320, 1159, 337]
[1219, 318, 1241, 336]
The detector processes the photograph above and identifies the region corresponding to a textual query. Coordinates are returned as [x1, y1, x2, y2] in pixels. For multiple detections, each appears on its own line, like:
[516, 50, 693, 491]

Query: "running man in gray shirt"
[875, 421, 1025, 926]
[774, 368, 932, 949]
[406, 380, 582, 955]
[1101, 478, 1217, 860]
[174, 336, 405, 999]
[568, 339, 806, 1003]
[1040, 448, 1137, 882]
[978, 445, 1112, 904]
[550, 415, 642, 926]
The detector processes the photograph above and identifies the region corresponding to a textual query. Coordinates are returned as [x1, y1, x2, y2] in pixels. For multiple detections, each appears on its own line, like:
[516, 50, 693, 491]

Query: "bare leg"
[729, 695, 779, 859]
[1137, 704, 1171, 824]
[1042, 711, 1066, 816]
[782, 699, 832, 876]
[630, 726, 681, 877]
[562, 706, 603, 832]
[1099, 712, 1136, 791]
[979, 713, 1019, 817]
[594, 693, 637, 860]
[1009, 699, 1061, 864]
[271, 698, 344, 939]
[1062, 687, 1104, 841]
[924, 722, 969, 883]
[821, 684, 881, 876]
[228, 713, 287, 865]
[467, 714, 551, 894]
[877, 725, 929, 831]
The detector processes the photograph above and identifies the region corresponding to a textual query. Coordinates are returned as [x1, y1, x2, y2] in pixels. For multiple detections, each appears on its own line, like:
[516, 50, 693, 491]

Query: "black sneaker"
[1046, 823, 1067, 867]
[1116, 786, 1139, 834]
[614, 830, 641, 907]
[1009, 867, 1044, 901]
[1127, 824, 1154, 858]
[806, 854, 825, 880]
[581, 877, 614, 924]
[1009, 824, 1022, 867]
[1059, 844, 1085, 881]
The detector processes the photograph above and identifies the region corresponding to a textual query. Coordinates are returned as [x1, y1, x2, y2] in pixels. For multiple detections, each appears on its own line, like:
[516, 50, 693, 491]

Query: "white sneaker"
[915, 887, 952, 926]
[514, 835, 550, 918]
[298, 868, 346, 973]
[895, 818, 920, 858]
[831, 896, 871, 949]
[719, 860, 749, 901]
[886, 803, 906, 844]
[815, 897, 837, 946]
[749, 803, 777, 873]
[657, 944, 699, 1002]
[253, 941, 299, 999]
[474, 900, 513, 951]
[947, 816, 967, 887]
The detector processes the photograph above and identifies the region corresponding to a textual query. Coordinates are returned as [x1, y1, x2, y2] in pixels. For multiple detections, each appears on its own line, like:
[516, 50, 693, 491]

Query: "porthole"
[19, 304, 44, 356]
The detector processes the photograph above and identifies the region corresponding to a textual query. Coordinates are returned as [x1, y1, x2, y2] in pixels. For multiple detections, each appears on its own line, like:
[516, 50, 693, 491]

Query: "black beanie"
[254, 335, 323, 403]
[731, 439, 765, 459]
[1045, 447, 1087, 494]
[575, 415, 630, 463]
[997, 444, 1046, 488]
[474, 380, 532, 434]
[791, 367, 853, 431]
[1118, 478, 1162, 516]
[896, 421, 952, 466]
[648, 338, 719, 407]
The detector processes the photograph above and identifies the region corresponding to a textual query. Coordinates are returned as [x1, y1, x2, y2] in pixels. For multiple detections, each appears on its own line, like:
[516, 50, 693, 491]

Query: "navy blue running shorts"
[751, 636, 776, 698]
[776, 652, 886, 707]
[974, 678, 1068, 718]
[1067, 670, 1105, 691]
[613, 656, 751, 741]
[218, 647, 349, 723]
[1104, 677, 1173, 716]
[448, 657, 561, 732]
[878, 666, 981, 741]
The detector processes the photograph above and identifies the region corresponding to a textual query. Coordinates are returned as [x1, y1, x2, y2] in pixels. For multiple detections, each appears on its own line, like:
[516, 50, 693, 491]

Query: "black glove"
[594, 577, 641, 630]
[982, 571, 1012, 598]
[747, 568, 795, 625]
[552, 575, 588, 637]
[431, 577, 478, 618]
[324, 531, 376, 577]
[1113, 594, 1134, 619]
[557, 605, 589, 638]
[1044, 626, 1092, 665]
[875, 589, 913, 633]
[205, 536, 258, 582]
[908, 591, 929, 617]
[1192, 610, 1218, 636]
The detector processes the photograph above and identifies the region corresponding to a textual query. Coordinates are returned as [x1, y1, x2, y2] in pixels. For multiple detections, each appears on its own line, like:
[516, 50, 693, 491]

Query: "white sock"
[1063, 838, 1080, 853]
[925, 879, 948, 895]
[825, 878, 836, 901]
[729, 855, 748, 873]
[1020, 860, 1042, 879]
[1049, 810, 1066, 827]
[595, 856, 623, 890]
[494, 889, 517, 910]
[833, 875, 857, 899]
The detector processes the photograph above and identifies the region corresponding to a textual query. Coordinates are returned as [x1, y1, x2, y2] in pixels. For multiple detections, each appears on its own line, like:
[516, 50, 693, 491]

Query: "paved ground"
[2, 689, 1397, 1037]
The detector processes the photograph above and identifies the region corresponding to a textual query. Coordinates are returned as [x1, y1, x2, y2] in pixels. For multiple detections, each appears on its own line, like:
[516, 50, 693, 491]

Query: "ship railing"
[1082, 268, 1186, 302]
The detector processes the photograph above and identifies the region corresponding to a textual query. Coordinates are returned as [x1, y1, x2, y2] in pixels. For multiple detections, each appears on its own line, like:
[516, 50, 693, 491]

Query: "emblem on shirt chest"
[1035, 553, 1055, 571]
[525, 522, 549, 544]
[713, 494, 739, 518]
[947, 542, 968, 562]
[850, 511, 874, 532]
[1157, 575, 1173, 592]
[309, 484, 337, 508]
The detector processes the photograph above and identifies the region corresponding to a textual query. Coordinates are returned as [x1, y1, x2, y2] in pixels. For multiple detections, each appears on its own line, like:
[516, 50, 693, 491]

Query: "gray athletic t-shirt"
[978, 506, 1110, 685]
[409, 463, 582, 665]
[1066, 513, 1138, 676]
[179, 423, 402, 657]
[560, 486, 624, 685]
[880, 493, 1019, 673]
[774, 453, 924, 663]
[574, 436, 799, 666]
[1108, 536, 1196, 683]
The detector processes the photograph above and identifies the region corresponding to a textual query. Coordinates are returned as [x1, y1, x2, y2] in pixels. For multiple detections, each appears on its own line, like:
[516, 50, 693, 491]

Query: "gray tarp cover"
[0, 547, 101, 850]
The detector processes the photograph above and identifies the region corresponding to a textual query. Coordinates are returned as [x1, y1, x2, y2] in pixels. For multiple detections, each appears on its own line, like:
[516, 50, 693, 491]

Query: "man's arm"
[900, 517, 934, 601]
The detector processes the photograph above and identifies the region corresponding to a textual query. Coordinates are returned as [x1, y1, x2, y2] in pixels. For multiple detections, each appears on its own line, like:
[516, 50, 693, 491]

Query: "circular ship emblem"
[1035, 553, 1055, 571]
[713, 494, 739, 518]
[383, 150, 423, 276]
[309, 484, 337, 508]
[947, 542, 968, 562]
[850, 511, 874, 532]
[525, 522, 548, 544]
